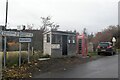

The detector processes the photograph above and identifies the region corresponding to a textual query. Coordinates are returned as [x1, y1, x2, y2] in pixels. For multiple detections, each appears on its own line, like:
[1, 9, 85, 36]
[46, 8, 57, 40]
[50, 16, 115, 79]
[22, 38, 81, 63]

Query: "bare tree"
[27, 24, 34, 30]
[40, 16, 59, 32]
[83, 28, 87, 36]
[51, 24, 59, 31]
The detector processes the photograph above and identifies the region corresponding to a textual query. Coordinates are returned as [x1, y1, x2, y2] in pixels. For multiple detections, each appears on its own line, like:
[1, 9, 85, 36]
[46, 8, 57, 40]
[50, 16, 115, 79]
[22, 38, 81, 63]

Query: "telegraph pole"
[4, 0, 8, 68]
[5, 0, 8, 29]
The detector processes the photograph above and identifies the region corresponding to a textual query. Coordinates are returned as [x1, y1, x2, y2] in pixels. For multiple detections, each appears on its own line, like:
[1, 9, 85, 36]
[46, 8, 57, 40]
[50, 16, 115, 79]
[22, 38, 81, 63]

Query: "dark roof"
[99, 42, 112, 44]
[43, 30, 76, 35]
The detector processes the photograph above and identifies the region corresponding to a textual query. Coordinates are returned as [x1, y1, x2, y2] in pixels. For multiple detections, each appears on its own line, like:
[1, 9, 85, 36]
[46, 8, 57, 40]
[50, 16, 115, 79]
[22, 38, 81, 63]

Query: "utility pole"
[5, 0, 8, 29]
[4, 0, 8, 68]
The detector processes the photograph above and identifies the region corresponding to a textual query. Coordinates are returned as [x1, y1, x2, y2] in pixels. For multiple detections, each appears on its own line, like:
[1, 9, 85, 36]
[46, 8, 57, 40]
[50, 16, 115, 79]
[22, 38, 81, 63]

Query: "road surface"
[34, 55, 118, 78]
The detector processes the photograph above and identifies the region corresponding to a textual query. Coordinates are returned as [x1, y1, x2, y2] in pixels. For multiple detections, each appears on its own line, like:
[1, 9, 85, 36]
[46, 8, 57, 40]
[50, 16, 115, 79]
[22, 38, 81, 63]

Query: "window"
[47, 34, 50, 43]
[68, 36, 76, 44]
[52, 34, 61, 44]
[72, 36, 76, 43]
[79, 39, 82, 50]
[68, 36, 72, 43]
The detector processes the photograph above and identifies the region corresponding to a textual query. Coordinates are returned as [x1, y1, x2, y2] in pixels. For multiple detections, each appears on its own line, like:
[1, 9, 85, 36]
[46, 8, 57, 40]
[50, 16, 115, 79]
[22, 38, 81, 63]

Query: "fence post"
[3, 36, 7, 68]
[28, 43, 30, 63]
[19, 43, 21, 67]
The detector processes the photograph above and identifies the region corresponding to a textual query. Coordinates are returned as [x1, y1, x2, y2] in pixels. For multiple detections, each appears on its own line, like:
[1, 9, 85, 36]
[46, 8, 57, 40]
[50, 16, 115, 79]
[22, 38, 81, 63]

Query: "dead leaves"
[3, 65, 32, 79]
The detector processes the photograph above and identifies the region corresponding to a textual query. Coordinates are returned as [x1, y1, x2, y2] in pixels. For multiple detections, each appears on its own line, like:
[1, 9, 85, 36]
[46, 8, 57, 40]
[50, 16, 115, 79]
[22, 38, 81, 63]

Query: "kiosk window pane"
[52, 34, 61, 44]
[68, 36, 72, 43]
[56, 35, 61, 43]
[68, 36, 75, 43]
[47, 34, 50, 43]
[52, 34, 56, 43]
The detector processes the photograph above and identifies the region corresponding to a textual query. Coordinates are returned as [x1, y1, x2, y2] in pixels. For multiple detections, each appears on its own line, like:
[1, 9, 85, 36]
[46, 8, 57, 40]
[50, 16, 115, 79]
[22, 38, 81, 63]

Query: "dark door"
[62, 35, 68, 55]
[78, 39, 82, 54]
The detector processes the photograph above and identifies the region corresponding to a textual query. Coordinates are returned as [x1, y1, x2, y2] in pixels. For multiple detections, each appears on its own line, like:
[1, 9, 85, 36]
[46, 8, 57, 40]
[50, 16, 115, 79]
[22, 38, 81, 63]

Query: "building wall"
[67, 43, 76, 56]
[24, 30, 43, 51]
[51, 49, 62, 58]
[51, 34, 76, 57]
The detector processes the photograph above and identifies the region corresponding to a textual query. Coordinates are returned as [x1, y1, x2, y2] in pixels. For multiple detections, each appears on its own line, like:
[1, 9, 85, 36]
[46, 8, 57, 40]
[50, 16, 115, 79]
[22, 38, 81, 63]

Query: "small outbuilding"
[43, 30, 76, 58]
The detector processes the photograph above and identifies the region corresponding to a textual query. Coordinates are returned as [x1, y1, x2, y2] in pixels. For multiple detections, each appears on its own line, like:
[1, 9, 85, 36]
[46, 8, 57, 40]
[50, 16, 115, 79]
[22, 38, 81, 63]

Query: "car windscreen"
[99, 43, 109, 47]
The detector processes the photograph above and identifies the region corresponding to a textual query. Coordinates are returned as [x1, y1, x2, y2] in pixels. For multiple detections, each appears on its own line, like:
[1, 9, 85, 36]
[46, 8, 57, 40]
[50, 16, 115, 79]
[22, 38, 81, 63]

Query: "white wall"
[43, 34, 51, 55]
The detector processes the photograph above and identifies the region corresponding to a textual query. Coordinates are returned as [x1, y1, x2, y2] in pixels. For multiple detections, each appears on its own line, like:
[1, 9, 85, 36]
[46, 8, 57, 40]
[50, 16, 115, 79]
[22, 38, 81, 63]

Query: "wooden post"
[19, 43, 21, 66]
[3, 36, 6, 68]
[32, 47, 34, 55]
[28, 43, 30, 63]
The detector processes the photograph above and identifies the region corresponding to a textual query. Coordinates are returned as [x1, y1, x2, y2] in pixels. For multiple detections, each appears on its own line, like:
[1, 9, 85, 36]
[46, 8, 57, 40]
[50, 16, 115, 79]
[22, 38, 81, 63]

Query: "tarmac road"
[34, 55, 118, 78]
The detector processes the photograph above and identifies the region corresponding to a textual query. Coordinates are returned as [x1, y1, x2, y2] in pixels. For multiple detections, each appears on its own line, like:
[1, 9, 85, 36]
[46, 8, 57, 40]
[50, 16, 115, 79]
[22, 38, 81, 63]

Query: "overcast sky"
[0, 0, 119, 33]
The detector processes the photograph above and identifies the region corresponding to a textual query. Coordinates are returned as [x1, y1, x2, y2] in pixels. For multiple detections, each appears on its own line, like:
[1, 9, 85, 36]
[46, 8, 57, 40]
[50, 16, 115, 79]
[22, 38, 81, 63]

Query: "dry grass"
[1, 51, 42, 67]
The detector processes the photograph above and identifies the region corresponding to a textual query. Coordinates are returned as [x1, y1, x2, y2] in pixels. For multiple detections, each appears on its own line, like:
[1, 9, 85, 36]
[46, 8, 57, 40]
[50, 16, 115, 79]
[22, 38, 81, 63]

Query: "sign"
[51, 44, 60, 49]
[3, 31, 19, 37]
[20, 32, 33, 37]
[112, 37, 116, 43]
[0, 31, 33, 37]
[19, 38, 31, 43]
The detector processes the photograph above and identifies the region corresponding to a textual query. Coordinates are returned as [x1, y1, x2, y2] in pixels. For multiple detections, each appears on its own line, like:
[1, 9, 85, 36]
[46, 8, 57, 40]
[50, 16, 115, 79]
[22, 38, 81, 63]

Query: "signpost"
[0, 30, 33, 67]
[19, 38, 32, 66]
[3, 31, 19, 37]
[3, 36, 6, 68]
[0, 52, 2, 80]
[112, 37, 116, 54]
[112, 37, 116, 46]
[3, 0, 8, 69]
[28, 43, 30, 63]
[0, 31, 33, 37]
[19, 38, 31, 43]
[2, 0, 33, 68]
[20, 32, 33, 37]
[19, 42, 21, 66]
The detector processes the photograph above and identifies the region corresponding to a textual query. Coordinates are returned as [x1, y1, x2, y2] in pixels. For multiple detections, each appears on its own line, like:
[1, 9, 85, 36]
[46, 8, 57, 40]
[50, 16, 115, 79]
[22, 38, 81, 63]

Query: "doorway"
[78, 39, 82, 54]
[62, 35, 68, 55]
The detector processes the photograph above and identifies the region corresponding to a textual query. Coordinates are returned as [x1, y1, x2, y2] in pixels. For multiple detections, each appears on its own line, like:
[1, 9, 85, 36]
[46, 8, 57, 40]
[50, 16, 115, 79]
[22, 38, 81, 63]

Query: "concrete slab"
[38, 58, 50, 61]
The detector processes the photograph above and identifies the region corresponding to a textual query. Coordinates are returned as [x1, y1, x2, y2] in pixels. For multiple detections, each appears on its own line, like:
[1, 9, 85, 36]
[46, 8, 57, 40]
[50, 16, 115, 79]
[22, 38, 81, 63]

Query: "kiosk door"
[78, 39, 82, 54]
[62, 35, 67, 55]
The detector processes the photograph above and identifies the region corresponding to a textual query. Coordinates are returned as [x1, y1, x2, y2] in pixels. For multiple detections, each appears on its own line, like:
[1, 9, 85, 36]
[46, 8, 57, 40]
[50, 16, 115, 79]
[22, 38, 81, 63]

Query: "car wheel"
[98, 52, 100, 55]
[113, 52, 116, 55]
[110, 52, 114, 56]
